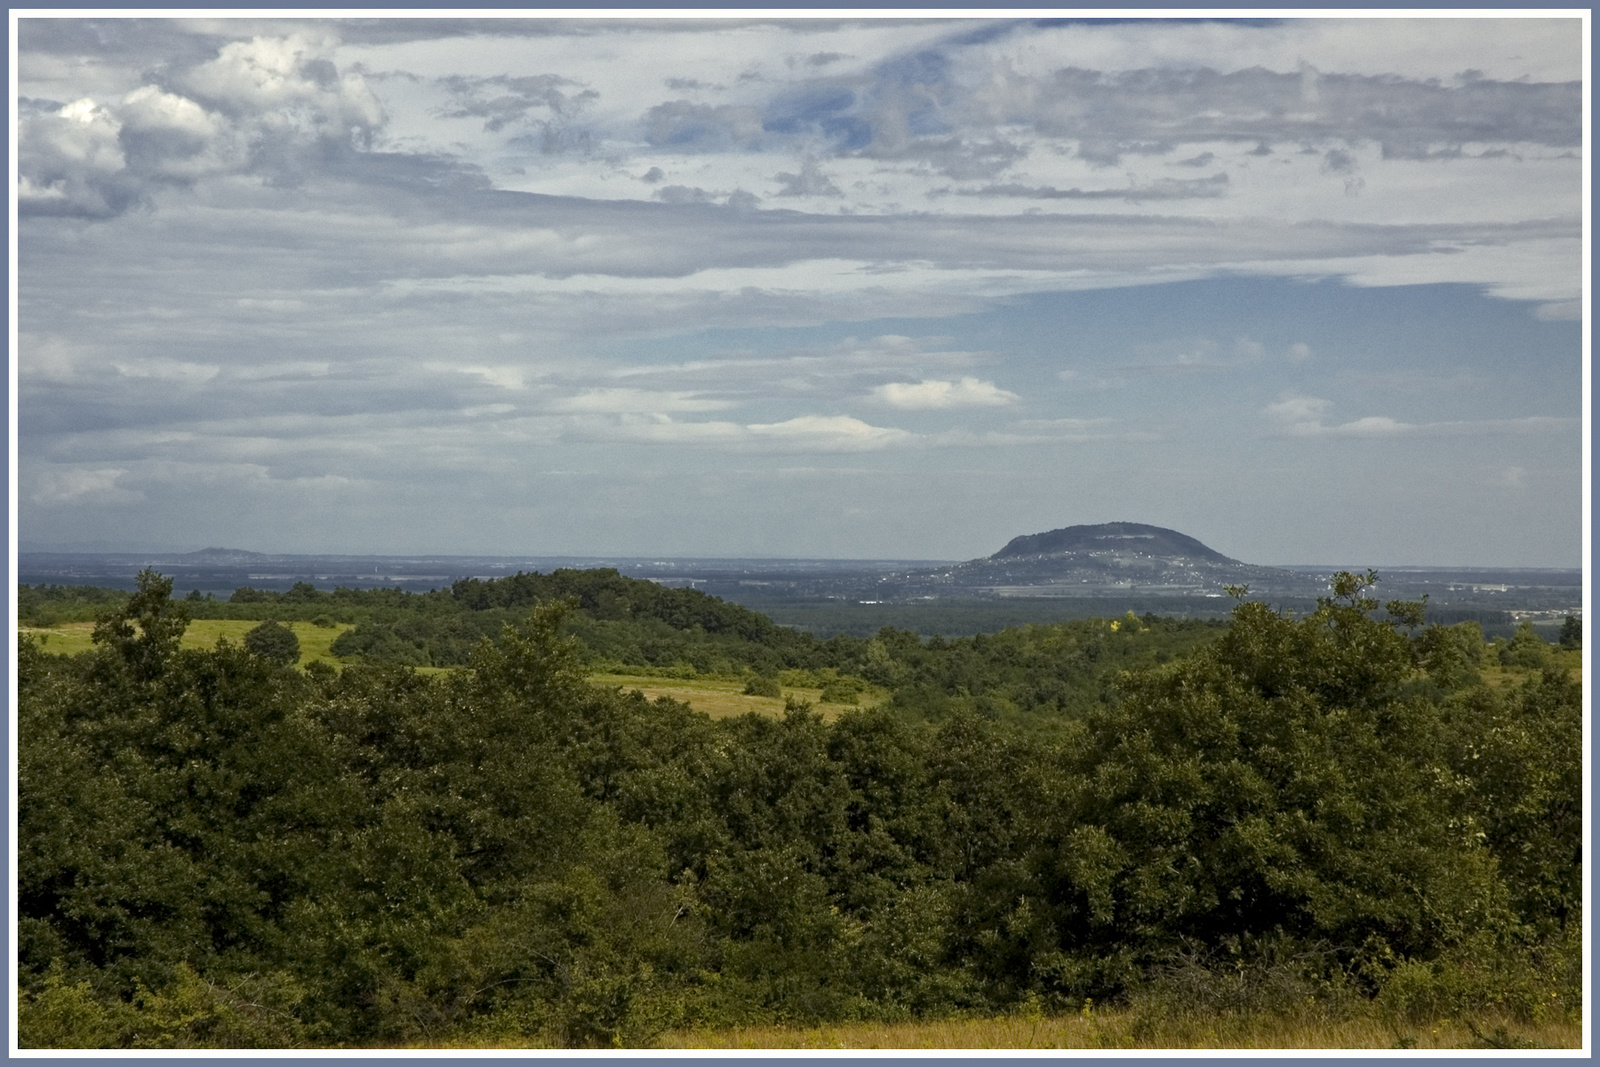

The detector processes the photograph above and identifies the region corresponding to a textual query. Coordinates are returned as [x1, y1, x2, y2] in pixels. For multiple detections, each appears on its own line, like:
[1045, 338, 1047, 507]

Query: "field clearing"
[653, 1010, 1581, 1050]
[591, 671, 884, 720]
[20, 620, 353, 667]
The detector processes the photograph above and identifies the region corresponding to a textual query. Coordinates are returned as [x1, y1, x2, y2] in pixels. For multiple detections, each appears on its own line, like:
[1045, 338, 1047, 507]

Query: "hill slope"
[991, 522, 1237, 564]
[893, 522, 1304, 597]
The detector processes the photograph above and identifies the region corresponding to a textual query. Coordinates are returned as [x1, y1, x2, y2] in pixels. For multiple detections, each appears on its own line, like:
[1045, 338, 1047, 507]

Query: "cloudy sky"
[14, 15, 1585, 566]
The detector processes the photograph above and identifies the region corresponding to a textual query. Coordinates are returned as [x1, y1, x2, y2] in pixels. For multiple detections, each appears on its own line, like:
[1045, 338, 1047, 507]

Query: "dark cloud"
[644, 100, 764, 149]
[436, 73, 597, 133]
[1022, 65, 1580, 156]
[943, 172, 1230, 201]
[653, 184, 716, 204]
[775, 160, 842, 197]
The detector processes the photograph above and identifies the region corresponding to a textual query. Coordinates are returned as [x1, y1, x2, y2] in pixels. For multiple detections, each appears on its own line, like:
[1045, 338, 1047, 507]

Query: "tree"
[1558, 614, 1581, 650]
[1500, 621, 1550, 669]
[244, 620, 300, 667]
[90, 569, 190, 681]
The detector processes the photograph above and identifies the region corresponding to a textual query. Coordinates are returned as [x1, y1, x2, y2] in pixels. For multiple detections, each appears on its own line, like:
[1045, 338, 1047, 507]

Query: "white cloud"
[872, 377, 1018, 409]
[1263, 395, 1575, 439]
[180, 32, 384, 140]
[551, 388, 733, 413]
[747, 414, 912, 450]
[1264, 395, 1333, 425]
[564, 412, 914, 453]
[453, 365, 527, 390]
[112, 358, 221, 383]
[32, 467, 134, 505]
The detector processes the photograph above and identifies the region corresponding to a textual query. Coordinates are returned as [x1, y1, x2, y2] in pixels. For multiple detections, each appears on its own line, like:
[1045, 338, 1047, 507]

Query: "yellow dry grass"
[590, 672, 882, 721]
[655, 1010, 1582, 1050]
[20, 619, 353, 668]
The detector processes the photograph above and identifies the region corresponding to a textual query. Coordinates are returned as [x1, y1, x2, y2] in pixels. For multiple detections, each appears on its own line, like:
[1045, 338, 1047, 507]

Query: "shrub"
[743, 676, 781, 698]
[243, 620, 300, 666]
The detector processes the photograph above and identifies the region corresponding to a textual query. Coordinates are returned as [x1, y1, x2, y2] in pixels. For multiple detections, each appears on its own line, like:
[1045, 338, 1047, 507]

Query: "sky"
[13, 14, 1586, 567]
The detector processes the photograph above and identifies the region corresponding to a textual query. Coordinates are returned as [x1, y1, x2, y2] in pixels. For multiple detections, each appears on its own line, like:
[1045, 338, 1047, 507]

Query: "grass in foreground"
[653, 1009, 1582, 1050]
[406, 1009, 1581, 1051]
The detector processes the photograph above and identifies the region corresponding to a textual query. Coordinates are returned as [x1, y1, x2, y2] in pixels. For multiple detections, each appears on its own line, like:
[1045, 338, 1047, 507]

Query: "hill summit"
[888, 520, 1303, 598]
[992, 522, 1236, 564]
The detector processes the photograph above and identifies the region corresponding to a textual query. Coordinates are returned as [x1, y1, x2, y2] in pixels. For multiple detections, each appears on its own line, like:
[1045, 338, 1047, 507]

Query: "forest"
[15, 568, 1583, 1048]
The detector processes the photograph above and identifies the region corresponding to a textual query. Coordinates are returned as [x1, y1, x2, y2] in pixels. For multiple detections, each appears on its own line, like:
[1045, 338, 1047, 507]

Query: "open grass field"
[591, 671, 885, 720]
[17, 632, 881, 722]
[20, 620, 353, 667]
[414, 1009, 1581, 1050]
[656, 1010, 1583, 1050]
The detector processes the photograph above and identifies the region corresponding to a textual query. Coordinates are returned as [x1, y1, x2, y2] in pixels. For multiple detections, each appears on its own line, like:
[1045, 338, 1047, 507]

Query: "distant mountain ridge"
[181, 547, 271, 560]
[992, 522, 1236, 564]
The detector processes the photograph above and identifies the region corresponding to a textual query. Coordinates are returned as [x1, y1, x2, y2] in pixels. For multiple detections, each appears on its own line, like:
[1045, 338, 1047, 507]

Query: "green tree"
[90, 569, 190, 681]
[1500, 621, 1550, 669]
[243, 620, 300, 666]
[1558, 614, 1581, 650]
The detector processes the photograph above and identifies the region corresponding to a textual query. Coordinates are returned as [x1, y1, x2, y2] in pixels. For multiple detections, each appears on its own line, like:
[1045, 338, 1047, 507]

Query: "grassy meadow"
[649, 1009, 1581, 1050]
[20, 619, 354, 666]
[19, 622, 878, 720]
[591, 669, 885, 720]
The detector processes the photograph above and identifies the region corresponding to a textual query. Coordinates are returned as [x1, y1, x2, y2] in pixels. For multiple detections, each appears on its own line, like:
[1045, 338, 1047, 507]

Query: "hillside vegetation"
[16, 569, 1581, 1048]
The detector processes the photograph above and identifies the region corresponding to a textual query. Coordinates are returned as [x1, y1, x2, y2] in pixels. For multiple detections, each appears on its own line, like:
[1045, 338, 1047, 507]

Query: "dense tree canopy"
[16, 571, 1582, 1047]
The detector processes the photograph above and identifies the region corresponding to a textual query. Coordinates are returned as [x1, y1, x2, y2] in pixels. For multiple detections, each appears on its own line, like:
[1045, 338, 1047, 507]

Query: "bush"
[19, 963, 317, 1049]
[743, 676, 781, 698]
[1499, 622, 1550, 669]
[1375, 926, 1583, 1025]
[243, 620, 300, 666]
[818, 680, 860, 705]
[1133, 936, 1357, 1022]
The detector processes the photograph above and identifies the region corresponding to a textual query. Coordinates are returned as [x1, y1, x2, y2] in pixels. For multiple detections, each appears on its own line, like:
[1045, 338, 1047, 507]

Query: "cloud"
[179, 32, 384, 138]
[775, 159, 843, 197]
[610, 335, 992, 400]
[111, 358, 221, 383]
[550, 388, 733, 413]
[1263, 394, 1331, 425]
[645, 100, 764, 149]
[18, 97, 137, 217]
[748, 414, 911, 449]
[18, 30, 387, 218]
[944, 173, 1229, 201]
[1263, 394, 1576, 439]
[435, 73, 597, 134]
[872, 376, 1017, 409]
[32, 466, 135, 505]
[564, 412, 913, 453]
[13, 19, 1582, 562]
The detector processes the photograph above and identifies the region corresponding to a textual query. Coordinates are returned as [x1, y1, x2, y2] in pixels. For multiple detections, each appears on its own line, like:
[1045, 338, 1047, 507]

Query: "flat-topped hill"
[992, 522, 1236, 564]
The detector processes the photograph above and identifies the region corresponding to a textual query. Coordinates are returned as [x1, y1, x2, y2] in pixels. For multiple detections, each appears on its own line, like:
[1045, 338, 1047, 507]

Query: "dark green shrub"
[243, 620, 300, 666]
[743, 675, 781, 698]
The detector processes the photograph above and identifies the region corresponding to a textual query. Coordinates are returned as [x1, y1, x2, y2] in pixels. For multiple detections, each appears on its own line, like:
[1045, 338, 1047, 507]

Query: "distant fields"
[591, 670, 885, 720]
[20, 620, 353, 666]
[20, 624, 881, 719]
[23, 621, 1575, 712]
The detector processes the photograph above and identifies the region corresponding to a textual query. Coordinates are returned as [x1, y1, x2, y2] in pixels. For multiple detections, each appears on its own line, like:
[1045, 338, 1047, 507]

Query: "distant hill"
[886, 521, 1306, 598]
[180, 547, 270, 560]
[992, 522, 1236, 564]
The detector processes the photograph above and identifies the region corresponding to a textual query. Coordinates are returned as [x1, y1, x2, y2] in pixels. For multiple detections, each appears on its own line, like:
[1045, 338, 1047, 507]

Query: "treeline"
[16, 571, 1581, 1047]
